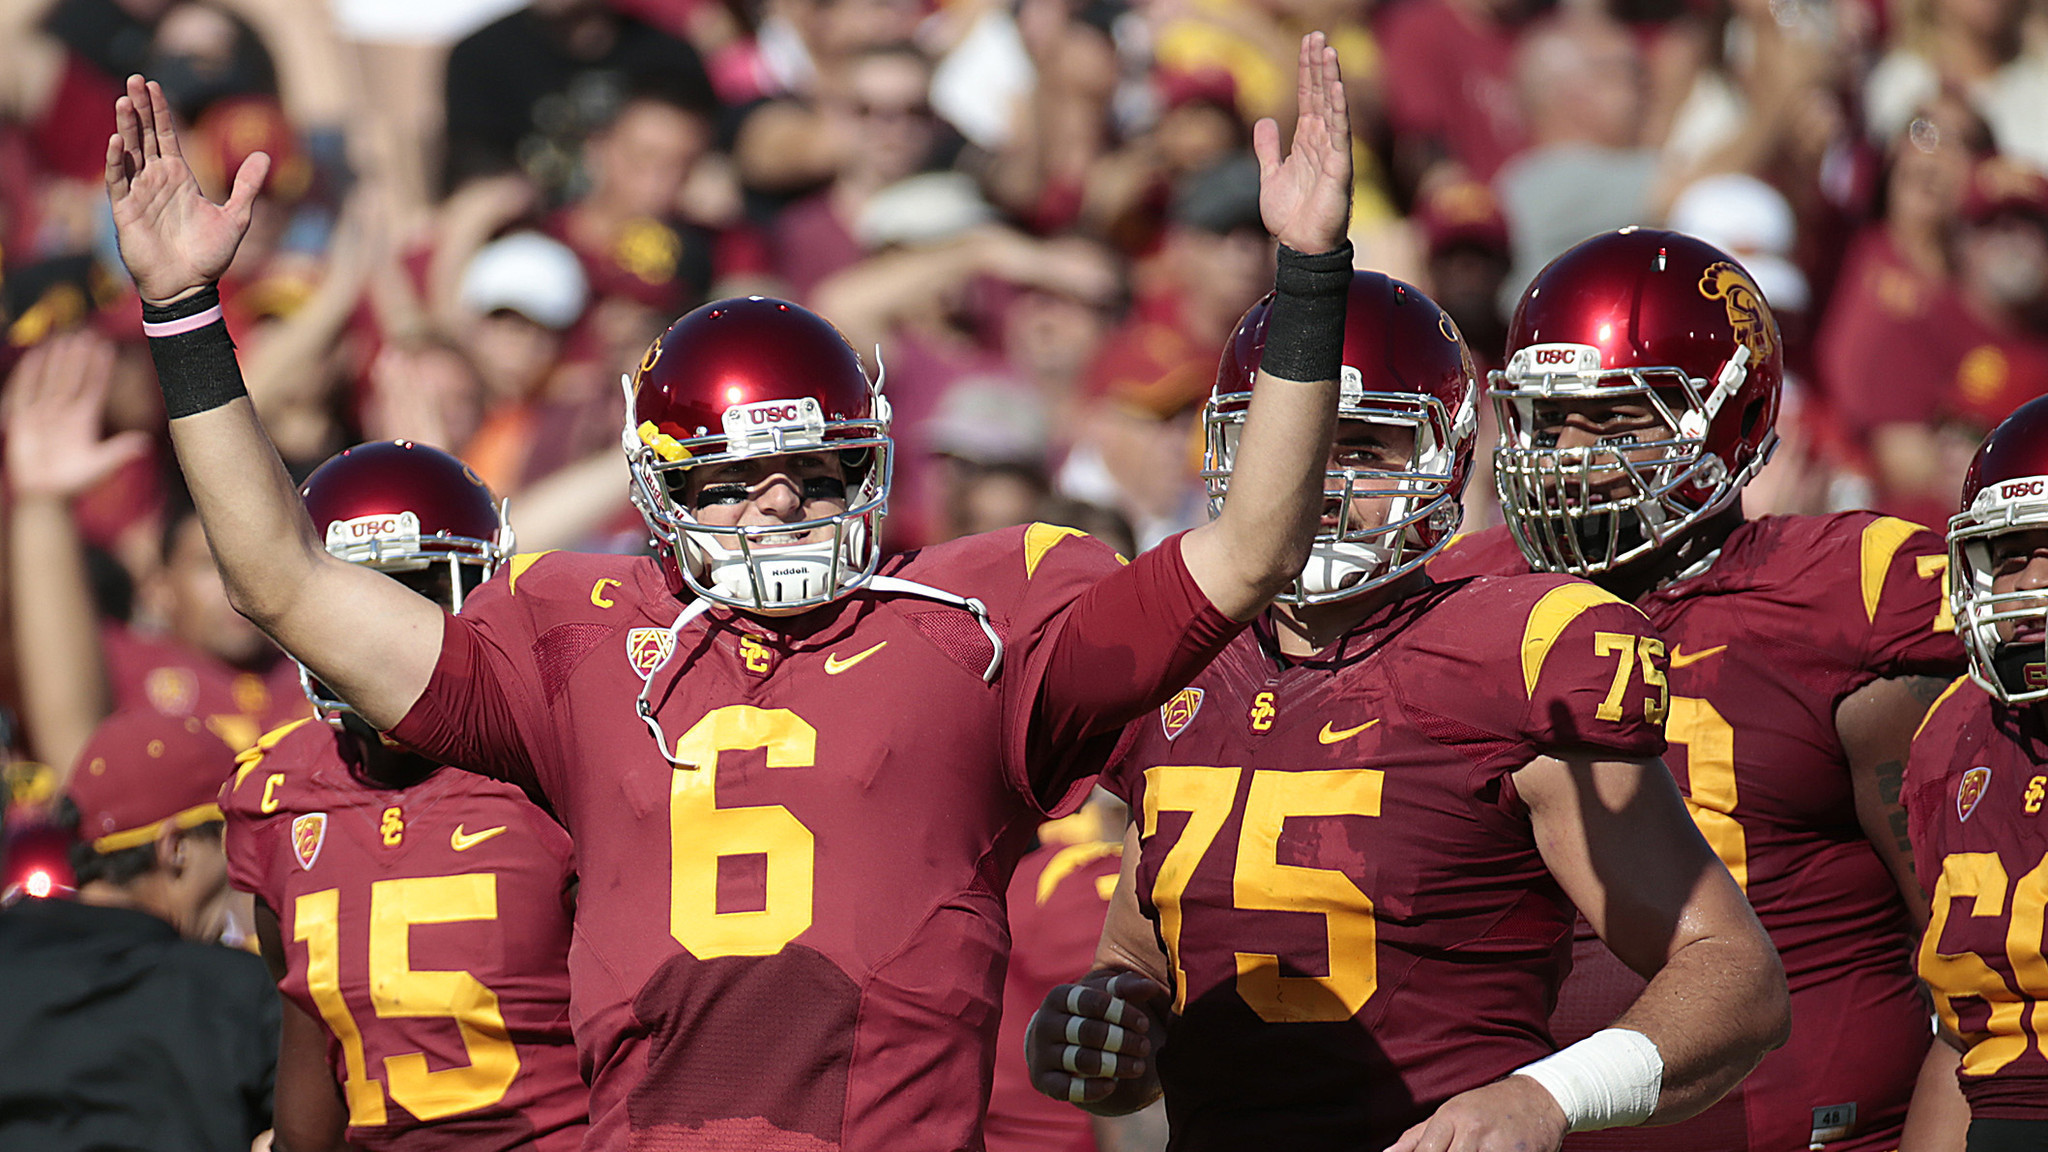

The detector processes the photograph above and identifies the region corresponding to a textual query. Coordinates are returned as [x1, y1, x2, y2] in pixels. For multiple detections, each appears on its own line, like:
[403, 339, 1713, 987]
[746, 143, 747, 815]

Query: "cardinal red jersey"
[1906, 680, 2048, 1122]
[388, 525, 1240, 1151]
[1435, 516, 1965, 1152]
[219, 718, 585, 1151]
[986, 836, 1124, 1152]
[103, 624, 308, 751]
[1103, 573, 1669, 1151]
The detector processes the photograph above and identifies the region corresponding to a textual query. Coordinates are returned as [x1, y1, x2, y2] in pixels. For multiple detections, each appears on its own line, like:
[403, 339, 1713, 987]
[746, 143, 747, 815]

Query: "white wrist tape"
[1511, 1028, 1664, 1131]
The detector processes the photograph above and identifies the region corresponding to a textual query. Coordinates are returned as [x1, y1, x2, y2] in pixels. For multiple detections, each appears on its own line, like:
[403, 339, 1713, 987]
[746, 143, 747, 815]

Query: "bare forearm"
[164, 397, 442, 728]
[8, 495, 110, 776]
[507, 449, 629, 553]
[1096, 824, 1172, 984]
[1900, 1040, 1968, 1152]
[167, 400, 329, 622]
[272, 998, 350, 1152]
[1840, 674, 1950, 930]
[733, 102, 842, 192]
[811, 239, 984, 356]
[1183, 369, 1336, 619]
[1614, 932, 1789, 1123]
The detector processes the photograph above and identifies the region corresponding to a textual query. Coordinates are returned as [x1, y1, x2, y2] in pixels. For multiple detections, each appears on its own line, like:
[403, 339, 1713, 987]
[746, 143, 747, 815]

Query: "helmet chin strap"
[637, 596, 715, 768]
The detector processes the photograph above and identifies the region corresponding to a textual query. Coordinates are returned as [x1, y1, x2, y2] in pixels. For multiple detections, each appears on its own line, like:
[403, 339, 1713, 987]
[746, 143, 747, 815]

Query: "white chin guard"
[1298, 538, 1397, 597]
[689, 534, 849, 608]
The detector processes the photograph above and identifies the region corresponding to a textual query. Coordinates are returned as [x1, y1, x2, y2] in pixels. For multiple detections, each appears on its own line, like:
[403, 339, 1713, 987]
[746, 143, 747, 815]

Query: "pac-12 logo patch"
[291, 813, 327, 870]
[627, 627, 676, 680]
[1160, 688, 1204, 740]
[1958, 767, 1992, 823]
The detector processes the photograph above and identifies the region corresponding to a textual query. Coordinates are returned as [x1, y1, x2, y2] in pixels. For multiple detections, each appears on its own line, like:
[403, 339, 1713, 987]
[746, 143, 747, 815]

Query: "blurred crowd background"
[0, 0, 2044, 789]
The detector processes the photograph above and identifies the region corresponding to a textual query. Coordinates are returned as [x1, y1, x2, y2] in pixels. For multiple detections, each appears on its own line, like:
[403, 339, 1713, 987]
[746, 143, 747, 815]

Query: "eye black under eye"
[804, 476, 848, 501]
[695, 483, 751, 507]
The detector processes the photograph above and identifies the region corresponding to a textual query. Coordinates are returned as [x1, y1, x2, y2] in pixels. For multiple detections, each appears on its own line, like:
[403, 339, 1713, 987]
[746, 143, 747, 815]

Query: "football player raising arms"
[1026, 272, 1787, 1152]
[1902, 395, 2048, 1152]
[219, 441, 585, 1152]
[109, 34, 1353, 1151]
[1431, 228, 1968, 1152]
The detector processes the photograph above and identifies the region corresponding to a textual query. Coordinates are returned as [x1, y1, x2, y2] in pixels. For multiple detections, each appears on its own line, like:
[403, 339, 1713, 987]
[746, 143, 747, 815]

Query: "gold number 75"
[1594, 632, 1668, 725]
[1143, 764, 1383, 1025]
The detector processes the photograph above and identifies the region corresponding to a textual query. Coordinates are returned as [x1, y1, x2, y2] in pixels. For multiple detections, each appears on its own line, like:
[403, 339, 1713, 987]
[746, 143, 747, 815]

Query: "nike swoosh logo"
[450, 825, 507, 852]
[824, 641, 887, 675]
[1317, 719, 1380, 744]
[1669, 644, 1728, 669]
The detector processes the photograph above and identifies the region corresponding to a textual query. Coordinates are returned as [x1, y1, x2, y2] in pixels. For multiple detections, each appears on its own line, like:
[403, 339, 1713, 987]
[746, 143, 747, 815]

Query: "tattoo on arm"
[1902, 674, 1952, 707]
[1875, 758, 1912, 858]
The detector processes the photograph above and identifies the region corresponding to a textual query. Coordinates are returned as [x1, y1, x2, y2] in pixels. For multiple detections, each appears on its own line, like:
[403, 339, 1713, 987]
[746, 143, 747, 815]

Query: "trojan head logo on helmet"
[298, 439, 512, 719]
[1949, 395, 2048, 705]
[1208, 272, 1480, 604]
[624, 297, 892, 612]
[1491, 228, 1784, 575]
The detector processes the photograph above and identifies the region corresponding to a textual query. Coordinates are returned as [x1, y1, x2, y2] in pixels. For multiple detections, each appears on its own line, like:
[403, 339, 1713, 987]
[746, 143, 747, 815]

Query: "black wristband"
[1259, 243, 1354, 384]
[142, 285, 250, 419]
[140, 284, 222, 324]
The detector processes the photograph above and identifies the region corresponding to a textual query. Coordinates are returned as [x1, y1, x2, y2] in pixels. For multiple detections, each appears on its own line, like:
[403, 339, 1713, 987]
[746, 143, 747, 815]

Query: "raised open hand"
[1253, 33, 1352, 256]
[104, 74, 271, 304]
[3, 333, 152, 500]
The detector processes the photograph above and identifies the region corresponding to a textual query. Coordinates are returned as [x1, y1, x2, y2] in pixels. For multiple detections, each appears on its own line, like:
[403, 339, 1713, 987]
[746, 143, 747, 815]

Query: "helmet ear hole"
[1740, 398, 1763, 440]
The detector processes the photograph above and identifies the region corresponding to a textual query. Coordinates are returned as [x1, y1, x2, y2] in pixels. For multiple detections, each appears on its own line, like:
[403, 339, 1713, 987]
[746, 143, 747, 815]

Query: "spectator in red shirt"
[545, 87, 724, 323]
[1376, 0, 1535, 193]
[764, 43, 950, 302]
[1817, 97, 1997, 522]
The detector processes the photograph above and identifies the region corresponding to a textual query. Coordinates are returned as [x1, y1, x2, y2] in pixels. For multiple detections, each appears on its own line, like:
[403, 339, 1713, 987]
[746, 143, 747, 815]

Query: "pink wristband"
[142, 305, 224, 338]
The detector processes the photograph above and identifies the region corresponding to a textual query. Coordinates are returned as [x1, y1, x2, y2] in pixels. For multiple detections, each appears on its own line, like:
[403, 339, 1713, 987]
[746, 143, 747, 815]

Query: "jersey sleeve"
[1854, 515, 1968, 678]
[218, 718, 323, 903]
[1007, 528, 1244, 815]
[1415, 578, 1668, 771]
[386, 553, 561, 795]
[1514, 584, 1671, 759]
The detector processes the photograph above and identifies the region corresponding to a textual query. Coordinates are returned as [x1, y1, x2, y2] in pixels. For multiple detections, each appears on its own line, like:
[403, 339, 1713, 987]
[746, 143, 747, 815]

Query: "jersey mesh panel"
[533, 623, 616, 705]
[900, 607, 999, 678]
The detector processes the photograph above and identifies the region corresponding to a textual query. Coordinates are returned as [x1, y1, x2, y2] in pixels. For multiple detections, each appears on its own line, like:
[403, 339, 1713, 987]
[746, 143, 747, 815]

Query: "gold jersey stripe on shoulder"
[231, 716, 317, 790]
[1913, 675, 1974, 744]
[1860, 517, 1927, 624]
[1521, 581, 1638, 698]
[1036, 840, 1123, 906]
[506, 550, 558, 595]
[1024, 523, 1091, 579]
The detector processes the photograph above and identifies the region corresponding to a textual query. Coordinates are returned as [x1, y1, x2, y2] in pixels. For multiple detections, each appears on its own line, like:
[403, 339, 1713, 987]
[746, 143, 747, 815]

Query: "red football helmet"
[1207, 272, 1480, 604]
[624, 297, 891, 610]
[1949, 395, 2048, 704]
[298, 439, 511, 716]
[1491, 228, 1784, 575]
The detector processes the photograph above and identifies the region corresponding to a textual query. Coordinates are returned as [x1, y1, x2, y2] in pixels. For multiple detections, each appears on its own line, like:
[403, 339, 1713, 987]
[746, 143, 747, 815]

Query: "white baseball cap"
[459, 231, 589, 330]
